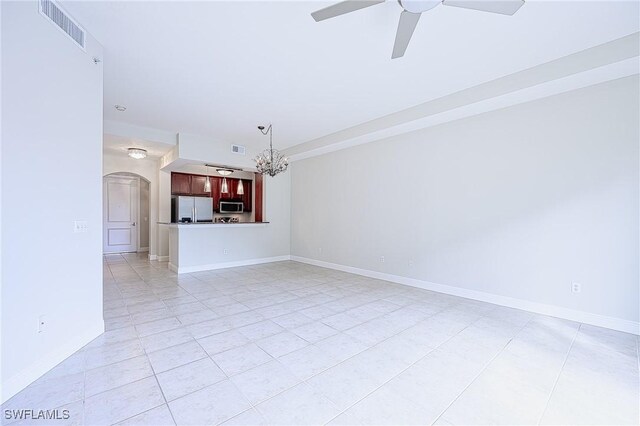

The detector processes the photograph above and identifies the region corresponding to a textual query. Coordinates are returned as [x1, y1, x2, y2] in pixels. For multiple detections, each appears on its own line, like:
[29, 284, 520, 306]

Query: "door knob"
[132, 222, 136, 226]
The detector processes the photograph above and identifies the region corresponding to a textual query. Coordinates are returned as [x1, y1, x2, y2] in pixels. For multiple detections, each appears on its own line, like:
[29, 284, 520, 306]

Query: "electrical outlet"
[38, 315, 46, 333]
[408, 259, 414, 267]
[223, 248, 229, 255]
[571, 282, 582, 293]
[73, 220, 88, 233]
[380, 256, 385, 263]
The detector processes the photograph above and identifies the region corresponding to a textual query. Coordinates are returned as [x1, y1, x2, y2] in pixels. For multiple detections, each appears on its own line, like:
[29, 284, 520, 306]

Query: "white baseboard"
[291, 256, 640, 336]
[1, 320, 104, 404]
[173, 255, 291, 274]
[148, 254, 157, 260]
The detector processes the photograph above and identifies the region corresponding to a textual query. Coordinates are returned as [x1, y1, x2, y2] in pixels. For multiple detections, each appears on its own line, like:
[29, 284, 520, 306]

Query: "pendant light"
[237, 179, 244, 195]
[204, 165, 212, 193]
[216, 168, 233, 194]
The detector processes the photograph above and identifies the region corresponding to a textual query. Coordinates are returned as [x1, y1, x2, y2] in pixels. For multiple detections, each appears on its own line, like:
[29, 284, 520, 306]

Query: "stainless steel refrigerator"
[171, 196, 213, 223]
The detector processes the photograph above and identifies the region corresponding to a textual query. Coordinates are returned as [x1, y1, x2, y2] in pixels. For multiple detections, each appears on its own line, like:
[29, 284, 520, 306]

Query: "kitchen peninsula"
[161, 170, 290, 273]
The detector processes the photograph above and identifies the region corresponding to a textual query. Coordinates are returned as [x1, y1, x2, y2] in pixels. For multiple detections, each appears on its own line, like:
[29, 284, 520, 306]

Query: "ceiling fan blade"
[442, 0, 525, 16]
[392, 11, 421, 59]
[311, 0, 386, 22]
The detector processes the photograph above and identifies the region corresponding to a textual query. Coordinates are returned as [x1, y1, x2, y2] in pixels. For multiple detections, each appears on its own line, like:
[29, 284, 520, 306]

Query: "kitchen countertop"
[158, 222, 269, 228]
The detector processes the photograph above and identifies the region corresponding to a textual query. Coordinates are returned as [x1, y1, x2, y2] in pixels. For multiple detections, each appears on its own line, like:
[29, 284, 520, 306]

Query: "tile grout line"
[320, 307, 505, 425]
[536, 322, 582, 426]
[109, 254, 176, 426]
[118, 254, 301, 425]
[92, 254, 597, 426]
[100, 256, 486, 424]
[125, 253, 179, 426]
[102, 255, 494, 425]
[116, 296, 446, 422]
[429, 315, 536, 426]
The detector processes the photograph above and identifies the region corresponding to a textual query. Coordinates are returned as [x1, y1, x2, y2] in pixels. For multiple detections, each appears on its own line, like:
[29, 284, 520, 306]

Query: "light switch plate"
[73, 221, 88, 233]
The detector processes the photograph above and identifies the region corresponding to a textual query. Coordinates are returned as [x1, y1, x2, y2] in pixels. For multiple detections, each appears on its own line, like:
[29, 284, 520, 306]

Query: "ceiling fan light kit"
[312, 0, 525, 58]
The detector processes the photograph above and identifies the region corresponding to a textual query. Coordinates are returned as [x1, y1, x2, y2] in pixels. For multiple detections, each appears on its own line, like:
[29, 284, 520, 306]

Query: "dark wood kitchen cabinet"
[172, 172, 252, 212]
[171, 173, 191, 195]
[240, 179, 252, 212]
[190, 175, 210, 196]
[211, 177, 221, 212]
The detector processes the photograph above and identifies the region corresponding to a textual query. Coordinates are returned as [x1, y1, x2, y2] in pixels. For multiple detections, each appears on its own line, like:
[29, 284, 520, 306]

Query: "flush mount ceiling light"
[127, 148, 147, 159]
[114, 104, 127, 112]
[216, 168, 234, 176]
[255, 124, 288, 177]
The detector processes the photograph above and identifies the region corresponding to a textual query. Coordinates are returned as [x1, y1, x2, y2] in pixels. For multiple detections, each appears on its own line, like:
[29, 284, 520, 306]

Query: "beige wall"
[290, 76, 639, 327]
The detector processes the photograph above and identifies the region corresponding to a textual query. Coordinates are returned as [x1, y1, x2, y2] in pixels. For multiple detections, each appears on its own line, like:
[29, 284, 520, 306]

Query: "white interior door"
[104, 175, 138, 253]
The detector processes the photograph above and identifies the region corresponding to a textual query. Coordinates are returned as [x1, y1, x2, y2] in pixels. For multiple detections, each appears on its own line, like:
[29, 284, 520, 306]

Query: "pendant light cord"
[259, 124, 274, 161]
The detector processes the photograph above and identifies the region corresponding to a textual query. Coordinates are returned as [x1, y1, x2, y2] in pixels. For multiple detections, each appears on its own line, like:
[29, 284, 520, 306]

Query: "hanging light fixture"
[127, 148, 147, 159]
[204, 165, 211, 193]
[255, 125, 288, 177]
[237, 179, 244, 195]
[216, 168, 233, 194]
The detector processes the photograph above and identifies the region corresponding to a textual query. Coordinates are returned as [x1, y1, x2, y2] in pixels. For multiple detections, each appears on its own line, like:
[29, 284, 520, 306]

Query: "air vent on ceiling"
[39, 0, 86, 50]
[231, 144, 246, 155]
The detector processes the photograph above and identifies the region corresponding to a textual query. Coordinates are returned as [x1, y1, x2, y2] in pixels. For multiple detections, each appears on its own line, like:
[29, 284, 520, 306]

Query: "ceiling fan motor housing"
[398, 0, 441, 14]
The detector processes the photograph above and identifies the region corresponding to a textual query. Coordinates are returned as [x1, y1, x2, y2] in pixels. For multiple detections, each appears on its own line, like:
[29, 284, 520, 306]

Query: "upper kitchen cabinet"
[171, 173, 191, 195]
[211, 176, 221, 211]
[240, 179, 252, 212]
[172, 173, 252, 212]
[190, 175, 210, 196]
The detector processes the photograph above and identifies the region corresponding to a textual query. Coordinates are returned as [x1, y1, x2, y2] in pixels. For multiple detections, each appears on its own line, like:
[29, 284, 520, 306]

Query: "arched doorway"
[103, 172, 151, 254]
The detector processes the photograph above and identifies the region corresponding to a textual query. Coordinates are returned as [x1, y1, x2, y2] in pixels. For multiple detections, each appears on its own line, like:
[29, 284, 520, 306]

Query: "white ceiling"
[63, 0, 639, 151]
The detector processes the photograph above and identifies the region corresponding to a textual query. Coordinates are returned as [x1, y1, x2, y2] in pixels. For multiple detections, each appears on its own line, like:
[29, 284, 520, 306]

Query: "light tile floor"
[3, 253, 638, 425]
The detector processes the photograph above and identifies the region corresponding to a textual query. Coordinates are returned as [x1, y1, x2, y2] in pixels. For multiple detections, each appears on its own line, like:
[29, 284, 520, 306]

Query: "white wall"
[291, 76, 639, 331]
[1, 1, 104, 403]
[158, 170, 171, 259]
[140, 179, 150, 249]
[177, 133, 258, 169]
[103, 152, 161, 257]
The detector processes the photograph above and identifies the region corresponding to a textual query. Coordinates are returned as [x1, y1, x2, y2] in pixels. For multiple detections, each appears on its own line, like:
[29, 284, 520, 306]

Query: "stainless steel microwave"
[219, 201, 244, 213]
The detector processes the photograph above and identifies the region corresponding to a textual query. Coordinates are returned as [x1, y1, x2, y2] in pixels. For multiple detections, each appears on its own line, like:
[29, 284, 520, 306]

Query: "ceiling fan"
[311, 0, 525, 59]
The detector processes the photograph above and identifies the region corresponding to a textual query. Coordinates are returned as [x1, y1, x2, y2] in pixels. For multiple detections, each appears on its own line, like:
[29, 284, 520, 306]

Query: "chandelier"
[255, 124, 288, 177]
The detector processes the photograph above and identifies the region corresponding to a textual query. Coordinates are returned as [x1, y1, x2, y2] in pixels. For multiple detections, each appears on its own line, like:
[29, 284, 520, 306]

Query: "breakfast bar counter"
[158, 222, 288, 274]
[160, 222, 269, 228]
